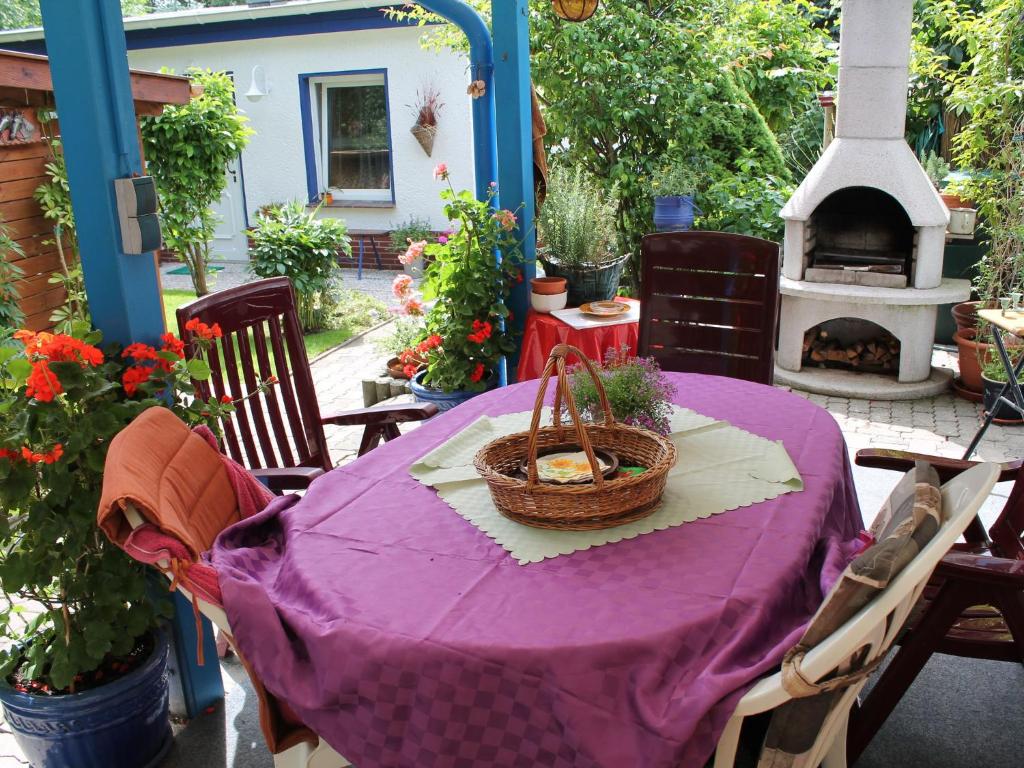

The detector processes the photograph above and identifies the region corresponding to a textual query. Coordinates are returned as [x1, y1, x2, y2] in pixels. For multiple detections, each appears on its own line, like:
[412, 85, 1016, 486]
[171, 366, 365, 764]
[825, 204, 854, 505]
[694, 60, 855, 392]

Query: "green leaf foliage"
[140, 68, 253, 296]
[247, 202, 351, 332]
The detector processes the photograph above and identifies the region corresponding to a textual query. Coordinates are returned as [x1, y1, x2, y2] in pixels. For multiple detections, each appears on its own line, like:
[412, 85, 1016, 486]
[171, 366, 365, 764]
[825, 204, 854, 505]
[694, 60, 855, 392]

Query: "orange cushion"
[98, 406, 240, 558]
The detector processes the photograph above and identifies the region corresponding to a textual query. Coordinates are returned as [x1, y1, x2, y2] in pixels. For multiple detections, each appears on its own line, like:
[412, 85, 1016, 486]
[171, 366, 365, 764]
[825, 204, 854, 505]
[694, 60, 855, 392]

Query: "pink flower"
[402, 298, 424, 316]
[399, 239, 427, 266]
[433, 163, 449, 180]
[392, 274, 414, 299]
[493, 209, 517, 231]
[437, 235, 448, 245]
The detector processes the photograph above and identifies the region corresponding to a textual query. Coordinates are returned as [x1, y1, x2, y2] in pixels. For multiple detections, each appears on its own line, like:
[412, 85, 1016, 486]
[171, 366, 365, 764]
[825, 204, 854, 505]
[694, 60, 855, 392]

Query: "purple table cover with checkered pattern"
[211, 374, 863, 767]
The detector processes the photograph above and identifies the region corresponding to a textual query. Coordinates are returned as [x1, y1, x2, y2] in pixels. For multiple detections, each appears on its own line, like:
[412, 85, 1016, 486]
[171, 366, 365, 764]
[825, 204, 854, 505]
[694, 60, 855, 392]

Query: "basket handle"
[525, 344, 615, 490]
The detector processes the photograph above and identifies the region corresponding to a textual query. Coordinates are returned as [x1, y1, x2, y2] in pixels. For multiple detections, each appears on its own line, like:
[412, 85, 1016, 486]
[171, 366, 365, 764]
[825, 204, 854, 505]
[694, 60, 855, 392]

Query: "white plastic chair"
[122, 504, 351, 768]
[712, 461, 1000, 768]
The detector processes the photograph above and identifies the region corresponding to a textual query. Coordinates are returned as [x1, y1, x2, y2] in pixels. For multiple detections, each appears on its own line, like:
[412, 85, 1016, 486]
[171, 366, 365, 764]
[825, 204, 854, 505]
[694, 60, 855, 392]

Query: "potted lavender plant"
[568, 347, 676, 436]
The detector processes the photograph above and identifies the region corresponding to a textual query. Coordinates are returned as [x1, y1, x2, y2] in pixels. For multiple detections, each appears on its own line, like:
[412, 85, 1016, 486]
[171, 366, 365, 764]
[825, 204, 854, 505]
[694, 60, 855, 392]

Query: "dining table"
[211, 372, 864, 768]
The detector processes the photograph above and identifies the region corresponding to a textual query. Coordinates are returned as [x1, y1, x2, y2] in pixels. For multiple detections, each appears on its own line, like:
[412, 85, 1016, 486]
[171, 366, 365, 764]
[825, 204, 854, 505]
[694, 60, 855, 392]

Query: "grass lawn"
[162, 289, 359, 361]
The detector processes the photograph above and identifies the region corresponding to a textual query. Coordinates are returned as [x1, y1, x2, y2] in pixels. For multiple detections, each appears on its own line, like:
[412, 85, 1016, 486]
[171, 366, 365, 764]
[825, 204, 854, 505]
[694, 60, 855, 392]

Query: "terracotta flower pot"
[530, 276, 567, 295]
[941, 192, 972, 210]
[951, 301, 983, 333]
[954, 328, 995, 394]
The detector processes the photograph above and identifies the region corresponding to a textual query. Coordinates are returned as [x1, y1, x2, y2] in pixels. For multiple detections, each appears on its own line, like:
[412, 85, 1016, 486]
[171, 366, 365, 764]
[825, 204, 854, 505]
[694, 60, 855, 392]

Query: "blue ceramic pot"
[653, 195, 702, 232]
[411, 370, 495, 412]
[0, 632, 171, 768]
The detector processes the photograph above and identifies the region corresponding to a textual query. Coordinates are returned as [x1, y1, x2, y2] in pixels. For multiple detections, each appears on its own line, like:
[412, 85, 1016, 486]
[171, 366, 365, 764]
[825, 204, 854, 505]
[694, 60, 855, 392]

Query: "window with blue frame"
[308, 71, 393, 202]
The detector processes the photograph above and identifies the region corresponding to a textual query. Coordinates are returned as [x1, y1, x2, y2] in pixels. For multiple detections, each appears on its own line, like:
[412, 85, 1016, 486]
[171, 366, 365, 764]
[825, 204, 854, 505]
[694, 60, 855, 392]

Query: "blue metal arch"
[415, 0, 498, 203]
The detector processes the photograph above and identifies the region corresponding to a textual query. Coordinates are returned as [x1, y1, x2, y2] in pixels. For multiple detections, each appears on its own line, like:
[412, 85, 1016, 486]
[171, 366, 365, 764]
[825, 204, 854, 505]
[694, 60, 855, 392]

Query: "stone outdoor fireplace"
[774, 0, 971, 398]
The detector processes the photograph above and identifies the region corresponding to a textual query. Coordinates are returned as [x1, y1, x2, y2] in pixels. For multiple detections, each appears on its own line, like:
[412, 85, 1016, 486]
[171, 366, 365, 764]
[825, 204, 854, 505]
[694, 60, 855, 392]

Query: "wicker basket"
[474, 344, 677, 530]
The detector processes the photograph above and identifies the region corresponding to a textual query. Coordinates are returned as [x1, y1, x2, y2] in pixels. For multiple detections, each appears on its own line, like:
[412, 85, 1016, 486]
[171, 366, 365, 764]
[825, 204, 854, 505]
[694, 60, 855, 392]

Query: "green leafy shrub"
[335, 289, 389, 335]
[538, 166, 619, 269]
[0, 320, 236, 693]
[389, 215, 435, 252]
[651, 161, 702, 197]
[140, 68, 253, 296]
[375, 315, 427, 359]
[0, 217, 25, 335]
[247, 202, 352, 332]
[697, 164, 794, 242]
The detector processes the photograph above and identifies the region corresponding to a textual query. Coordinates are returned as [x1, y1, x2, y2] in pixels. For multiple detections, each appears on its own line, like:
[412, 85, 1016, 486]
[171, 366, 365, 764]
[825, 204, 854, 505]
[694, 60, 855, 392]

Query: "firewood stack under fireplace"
[802, 327, 901, 374]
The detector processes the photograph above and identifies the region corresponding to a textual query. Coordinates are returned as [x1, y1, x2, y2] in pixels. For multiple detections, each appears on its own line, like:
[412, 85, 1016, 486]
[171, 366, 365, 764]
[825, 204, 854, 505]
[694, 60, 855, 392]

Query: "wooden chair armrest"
[855, 449, 1022, 484]
[321, 402, 439, 427]
[936, 551, 1024, 587]
[251, 466, 325, 493]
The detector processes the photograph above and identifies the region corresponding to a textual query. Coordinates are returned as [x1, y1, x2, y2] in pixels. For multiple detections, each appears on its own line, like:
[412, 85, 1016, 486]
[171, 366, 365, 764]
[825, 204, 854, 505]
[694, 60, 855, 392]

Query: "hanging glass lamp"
[552, 0, 599, 22]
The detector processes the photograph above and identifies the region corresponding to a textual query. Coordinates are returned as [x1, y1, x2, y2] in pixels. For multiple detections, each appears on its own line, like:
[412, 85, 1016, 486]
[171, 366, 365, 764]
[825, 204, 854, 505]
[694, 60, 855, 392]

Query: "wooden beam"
[0, 49, 191, 108]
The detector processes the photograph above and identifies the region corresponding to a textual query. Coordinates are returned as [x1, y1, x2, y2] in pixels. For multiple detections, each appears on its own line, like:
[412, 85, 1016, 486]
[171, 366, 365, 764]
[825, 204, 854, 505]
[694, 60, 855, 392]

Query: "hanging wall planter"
[410, 122, 437, 157]
[409, 85, 443, 158]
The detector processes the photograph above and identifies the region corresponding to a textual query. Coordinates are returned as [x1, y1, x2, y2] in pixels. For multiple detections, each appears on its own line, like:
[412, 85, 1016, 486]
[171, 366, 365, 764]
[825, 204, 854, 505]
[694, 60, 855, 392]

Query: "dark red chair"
[177, 277, 436, 493]
[638, 231, 780, 385]
[848, 449, 1024, 763]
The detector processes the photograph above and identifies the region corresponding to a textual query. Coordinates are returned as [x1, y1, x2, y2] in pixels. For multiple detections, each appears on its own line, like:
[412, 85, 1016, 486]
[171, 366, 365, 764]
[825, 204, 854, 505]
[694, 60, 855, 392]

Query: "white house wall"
[127, 26, 474, 233]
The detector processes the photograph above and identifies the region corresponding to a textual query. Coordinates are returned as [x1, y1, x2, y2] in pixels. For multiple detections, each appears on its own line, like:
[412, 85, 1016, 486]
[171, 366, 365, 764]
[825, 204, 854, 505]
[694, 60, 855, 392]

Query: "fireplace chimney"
[780, 0, 949, 290]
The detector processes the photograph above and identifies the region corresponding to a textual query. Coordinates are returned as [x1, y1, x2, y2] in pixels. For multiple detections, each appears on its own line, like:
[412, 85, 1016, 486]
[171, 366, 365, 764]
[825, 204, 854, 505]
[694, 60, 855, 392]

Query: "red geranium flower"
[122, 365, 153, 396]
[184, 318, 224, 340]
[470, 362, 486, 383]
[467, 319, 493, 344]
[122, 343, 158, 362]
[25, 361, 62, 402]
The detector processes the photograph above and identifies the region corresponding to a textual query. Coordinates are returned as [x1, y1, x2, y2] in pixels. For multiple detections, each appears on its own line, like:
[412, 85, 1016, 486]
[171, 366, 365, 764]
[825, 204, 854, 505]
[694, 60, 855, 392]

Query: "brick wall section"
[342, 231, 403, 271]
[0, 141, 66, 331]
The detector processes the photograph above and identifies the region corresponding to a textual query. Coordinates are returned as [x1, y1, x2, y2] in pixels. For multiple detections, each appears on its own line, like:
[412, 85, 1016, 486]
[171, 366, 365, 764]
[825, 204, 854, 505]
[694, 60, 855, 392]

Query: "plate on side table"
[579, 301, 629, 318]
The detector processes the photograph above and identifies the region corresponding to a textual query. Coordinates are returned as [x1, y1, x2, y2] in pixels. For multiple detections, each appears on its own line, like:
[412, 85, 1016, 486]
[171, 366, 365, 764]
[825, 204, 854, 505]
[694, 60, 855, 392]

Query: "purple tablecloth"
[211, 374, 863, 767]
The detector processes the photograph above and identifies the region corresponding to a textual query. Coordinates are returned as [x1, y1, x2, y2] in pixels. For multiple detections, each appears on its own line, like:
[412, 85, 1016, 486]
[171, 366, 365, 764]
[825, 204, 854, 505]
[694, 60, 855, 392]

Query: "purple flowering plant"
[568, 346, 676, 436]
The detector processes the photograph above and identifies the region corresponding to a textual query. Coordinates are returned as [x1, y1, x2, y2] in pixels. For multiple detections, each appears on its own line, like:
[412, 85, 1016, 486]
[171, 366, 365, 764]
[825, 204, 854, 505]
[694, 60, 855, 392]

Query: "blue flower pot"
[410, 370, 495, 412]
[653, 195, 701, 232]
[0, 632, 171, 768]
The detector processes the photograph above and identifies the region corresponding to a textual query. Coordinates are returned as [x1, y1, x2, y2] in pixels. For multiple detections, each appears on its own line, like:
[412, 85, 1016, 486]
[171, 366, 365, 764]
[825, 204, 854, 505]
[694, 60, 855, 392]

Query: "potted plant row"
[0, 318, 239, 768]
[537, 166, 626, 306]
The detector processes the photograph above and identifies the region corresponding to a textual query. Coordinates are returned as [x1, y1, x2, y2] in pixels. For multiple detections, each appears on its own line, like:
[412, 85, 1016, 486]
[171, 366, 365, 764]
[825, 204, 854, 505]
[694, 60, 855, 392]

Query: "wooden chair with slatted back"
[847, 449, 1024, 763]
[638, 231, 780, 385]
[176, 277, 436, 493]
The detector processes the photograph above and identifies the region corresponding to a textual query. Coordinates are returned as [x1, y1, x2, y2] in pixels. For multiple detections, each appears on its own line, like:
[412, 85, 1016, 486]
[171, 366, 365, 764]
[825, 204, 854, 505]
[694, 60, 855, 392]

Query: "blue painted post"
[39, 0, 224, 717]
[491, 0, 536, 380]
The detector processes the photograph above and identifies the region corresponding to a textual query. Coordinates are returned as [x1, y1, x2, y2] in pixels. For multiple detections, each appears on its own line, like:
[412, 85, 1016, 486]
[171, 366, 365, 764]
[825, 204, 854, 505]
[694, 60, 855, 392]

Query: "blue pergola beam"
[39, 0, 223, 717]
[491, 0, 536, 376]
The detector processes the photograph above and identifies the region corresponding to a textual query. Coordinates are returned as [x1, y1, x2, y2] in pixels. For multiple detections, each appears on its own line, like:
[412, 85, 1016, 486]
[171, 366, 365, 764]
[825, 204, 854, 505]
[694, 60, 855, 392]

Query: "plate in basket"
[579, 301, 629, 317]
[518, 446, 620, 484]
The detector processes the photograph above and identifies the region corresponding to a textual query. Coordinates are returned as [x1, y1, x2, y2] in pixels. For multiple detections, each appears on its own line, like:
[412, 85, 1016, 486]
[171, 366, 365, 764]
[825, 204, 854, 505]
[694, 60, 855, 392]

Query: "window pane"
[327, 85, 390, 191]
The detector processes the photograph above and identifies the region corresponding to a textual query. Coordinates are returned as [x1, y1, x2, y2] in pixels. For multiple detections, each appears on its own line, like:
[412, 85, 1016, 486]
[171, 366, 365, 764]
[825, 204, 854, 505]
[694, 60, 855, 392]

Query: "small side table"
[962, 308, 1024, 458]
[516, 300, 639, 381]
